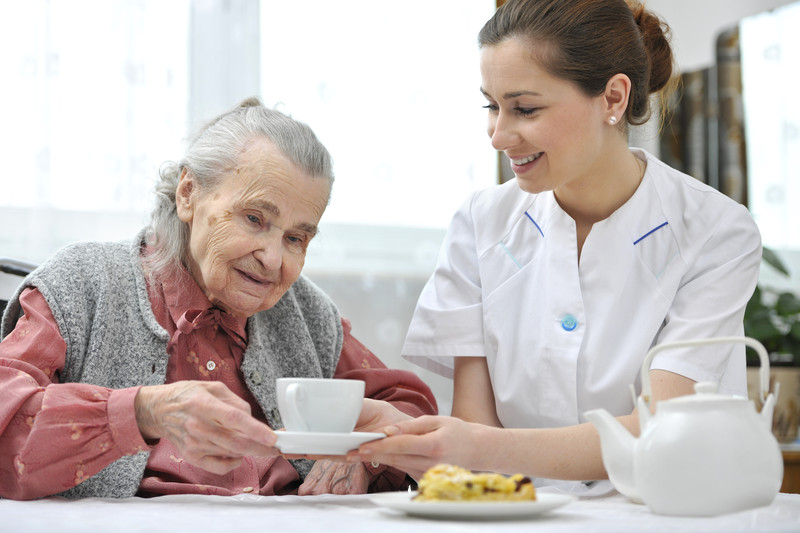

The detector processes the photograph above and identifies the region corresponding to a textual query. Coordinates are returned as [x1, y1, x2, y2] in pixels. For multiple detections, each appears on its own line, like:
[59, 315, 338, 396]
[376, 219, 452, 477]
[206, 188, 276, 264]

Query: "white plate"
[274, 431, 385, 455]
[369, 491, 576, 520]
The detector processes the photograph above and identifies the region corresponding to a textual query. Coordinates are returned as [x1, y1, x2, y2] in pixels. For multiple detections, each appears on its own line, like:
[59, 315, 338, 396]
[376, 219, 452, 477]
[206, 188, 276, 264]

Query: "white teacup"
[276, 378, 365, 433]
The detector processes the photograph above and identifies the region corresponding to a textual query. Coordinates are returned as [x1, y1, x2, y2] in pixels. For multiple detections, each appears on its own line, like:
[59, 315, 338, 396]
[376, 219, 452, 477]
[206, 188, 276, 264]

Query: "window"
[741, 2, 800, 251]
[0, 1, 189, 261]
[258, 1, 497, 277]
[0, 0, 496, 279]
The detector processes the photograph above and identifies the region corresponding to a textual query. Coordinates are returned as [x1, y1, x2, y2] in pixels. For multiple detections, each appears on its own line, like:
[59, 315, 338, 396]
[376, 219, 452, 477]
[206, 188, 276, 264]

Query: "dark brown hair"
[479, 0, 676, 126]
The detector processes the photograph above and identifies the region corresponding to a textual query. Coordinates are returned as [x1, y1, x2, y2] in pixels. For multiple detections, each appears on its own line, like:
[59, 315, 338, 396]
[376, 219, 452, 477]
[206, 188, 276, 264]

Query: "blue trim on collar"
[634, 221, 669, 245]
[524, 211, 544, 237]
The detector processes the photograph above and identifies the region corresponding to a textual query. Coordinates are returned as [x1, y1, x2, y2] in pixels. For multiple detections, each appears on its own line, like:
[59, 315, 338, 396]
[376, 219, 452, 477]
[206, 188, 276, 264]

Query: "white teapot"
[584, 336, 783, 516]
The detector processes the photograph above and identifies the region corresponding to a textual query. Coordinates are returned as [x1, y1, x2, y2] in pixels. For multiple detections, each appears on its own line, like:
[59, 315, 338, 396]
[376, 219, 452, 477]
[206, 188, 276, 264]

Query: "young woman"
[347, 0, 761, 486]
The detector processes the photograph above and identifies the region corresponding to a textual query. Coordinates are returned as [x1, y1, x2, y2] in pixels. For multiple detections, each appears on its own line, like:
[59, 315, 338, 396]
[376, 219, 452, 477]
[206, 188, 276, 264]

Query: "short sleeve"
[649, 202, 762, 395]
[401, 193, 486, 378]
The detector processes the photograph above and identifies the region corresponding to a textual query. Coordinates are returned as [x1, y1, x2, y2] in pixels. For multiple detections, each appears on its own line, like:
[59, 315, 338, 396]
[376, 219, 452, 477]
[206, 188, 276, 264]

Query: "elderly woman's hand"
[297, 460, 370, 495]
[134, 381, 278, 475]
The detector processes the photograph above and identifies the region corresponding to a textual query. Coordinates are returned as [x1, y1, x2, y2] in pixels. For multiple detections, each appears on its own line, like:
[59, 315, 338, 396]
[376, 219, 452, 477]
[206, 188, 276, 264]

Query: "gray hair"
[143, 97, 334, 278]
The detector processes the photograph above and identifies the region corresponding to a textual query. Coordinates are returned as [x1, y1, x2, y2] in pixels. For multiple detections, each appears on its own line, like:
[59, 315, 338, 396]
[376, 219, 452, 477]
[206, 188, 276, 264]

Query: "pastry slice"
[414, 464, 536, 502]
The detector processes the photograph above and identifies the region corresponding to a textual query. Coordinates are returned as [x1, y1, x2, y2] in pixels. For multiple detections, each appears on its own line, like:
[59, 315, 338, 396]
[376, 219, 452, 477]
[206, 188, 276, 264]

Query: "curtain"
[0, 0, 190, 262]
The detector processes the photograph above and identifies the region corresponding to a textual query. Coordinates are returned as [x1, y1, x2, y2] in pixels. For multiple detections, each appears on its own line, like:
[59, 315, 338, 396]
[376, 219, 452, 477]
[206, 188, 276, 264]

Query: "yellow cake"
[414, 464, 536, 502]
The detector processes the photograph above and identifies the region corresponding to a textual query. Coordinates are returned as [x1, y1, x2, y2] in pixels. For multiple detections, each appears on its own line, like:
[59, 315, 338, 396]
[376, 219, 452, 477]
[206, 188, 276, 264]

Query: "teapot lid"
[666, 382, 748, 405]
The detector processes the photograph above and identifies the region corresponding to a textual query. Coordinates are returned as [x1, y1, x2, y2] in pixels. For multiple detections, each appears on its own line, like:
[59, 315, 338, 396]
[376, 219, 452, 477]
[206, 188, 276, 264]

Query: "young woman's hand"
[346, 415, 495, 481]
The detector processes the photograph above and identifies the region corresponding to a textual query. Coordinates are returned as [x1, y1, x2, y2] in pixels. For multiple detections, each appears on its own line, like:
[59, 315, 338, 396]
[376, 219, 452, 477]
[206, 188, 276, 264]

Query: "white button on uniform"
[206, 361, 216, 371]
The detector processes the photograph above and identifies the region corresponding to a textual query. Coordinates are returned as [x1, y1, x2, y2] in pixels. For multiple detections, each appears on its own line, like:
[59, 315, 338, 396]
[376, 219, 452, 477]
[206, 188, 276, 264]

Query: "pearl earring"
[609, 116, 618, 125]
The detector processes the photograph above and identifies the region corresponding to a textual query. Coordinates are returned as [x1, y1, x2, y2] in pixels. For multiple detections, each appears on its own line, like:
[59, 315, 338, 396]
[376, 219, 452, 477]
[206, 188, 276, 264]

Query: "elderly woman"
[0, 98, 436, 500]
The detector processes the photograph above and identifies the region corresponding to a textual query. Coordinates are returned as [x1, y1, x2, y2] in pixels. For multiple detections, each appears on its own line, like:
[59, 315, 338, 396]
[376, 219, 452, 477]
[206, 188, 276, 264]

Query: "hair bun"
[631, 3, 674, 93]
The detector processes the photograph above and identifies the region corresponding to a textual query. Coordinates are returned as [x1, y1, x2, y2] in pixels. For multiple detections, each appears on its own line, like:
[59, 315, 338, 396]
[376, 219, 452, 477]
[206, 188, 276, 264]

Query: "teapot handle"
[639, 336, 770, 409]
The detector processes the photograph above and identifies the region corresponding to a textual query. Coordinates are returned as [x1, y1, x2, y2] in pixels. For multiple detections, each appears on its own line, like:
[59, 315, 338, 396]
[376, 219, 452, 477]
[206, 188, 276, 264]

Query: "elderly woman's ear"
[176, 169, 196, 223]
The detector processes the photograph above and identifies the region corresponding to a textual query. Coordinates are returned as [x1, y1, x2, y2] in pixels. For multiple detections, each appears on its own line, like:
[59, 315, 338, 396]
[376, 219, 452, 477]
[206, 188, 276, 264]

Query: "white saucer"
[274, 431, 385, 455]
[369, 491, 576, 520]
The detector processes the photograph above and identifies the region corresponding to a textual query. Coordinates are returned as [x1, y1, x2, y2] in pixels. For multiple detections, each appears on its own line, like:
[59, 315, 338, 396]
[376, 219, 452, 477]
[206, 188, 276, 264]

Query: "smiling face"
[480, 38, 614, 196]
[176, 137, 330, 318]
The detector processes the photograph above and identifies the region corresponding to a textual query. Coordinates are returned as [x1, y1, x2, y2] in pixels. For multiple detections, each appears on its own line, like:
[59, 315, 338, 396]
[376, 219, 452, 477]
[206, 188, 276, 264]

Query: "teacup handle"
[639, 336, 770, 409]
[285, 383, 309, 432]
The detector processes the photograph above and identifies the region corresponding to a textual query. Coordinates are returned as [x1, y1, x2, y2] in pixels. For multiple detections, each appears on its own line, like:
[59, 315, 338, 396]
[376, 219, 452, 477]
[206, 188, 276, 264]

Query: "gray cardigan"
[0, 233, 344, 498]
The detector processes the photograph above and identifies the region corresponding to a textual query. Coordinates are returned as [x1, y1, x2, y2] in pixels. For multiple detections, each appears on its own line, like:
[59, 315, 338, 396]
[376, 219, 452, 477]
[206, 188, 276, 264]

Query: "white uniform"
[402, 149, 762, 429]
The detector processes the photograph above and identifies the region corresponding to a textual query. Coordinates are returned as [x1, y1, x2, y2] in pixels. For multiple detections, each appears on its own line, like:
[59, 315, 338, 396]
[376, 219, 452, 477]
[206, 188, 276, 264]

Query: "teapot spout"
[637, 394, 652, 430]
[584, 409, 641, 502]
[760, 382, 779, 430]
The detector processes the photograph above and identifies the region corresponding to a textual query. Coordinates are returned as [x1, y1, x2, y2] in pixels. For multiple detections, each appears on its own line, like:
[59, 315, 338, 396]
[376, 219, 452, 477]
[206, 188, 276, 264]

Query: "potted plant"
[744, 247, 800, 443]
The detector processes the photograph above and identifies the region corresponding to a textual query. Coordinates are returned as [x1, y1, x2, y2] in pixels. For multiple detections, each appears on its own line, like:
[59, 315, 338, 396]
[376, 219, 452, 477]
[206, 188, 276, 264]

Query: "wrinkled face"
[480, 38, 609, 195]
[176, 137, 330, 318]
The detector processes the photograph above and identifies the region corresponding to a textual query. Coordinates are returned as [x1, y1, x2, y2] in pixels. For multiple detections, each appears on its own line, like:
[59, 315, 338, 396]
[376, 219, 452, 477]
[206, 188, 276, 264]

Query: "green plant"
[744, 247, 800, 366]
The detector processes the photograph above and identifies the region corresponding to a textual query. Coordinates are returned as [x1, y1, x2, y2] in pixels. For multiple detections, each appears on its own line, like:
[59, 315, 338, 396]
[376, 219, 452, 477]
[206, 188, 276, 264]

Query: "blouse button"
[241, 486, 254, 493]
[561, 314, 578, 331]
[206, 361, 216, 371]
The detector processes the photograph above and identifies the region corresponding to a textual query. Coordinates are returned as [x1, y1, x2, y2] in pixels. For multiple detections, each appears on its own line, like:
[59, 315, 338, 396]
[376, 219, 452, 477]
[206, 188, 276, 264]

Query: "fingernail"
[384, 425, 400, 436]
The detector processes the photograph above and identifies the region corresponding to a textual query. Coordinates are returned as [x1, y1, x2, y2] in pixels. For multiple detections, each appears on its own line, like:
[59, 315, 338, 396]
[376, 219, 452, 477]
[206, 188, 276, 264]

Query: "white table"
[1, 489, 799, 533]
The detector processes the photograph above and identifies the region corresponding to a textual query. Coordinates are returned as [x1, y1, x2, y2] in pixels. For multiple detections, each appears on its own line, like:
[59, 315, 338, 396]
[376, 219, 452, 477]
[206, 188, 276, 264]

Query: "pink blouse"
[0, 265, 436, 500]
